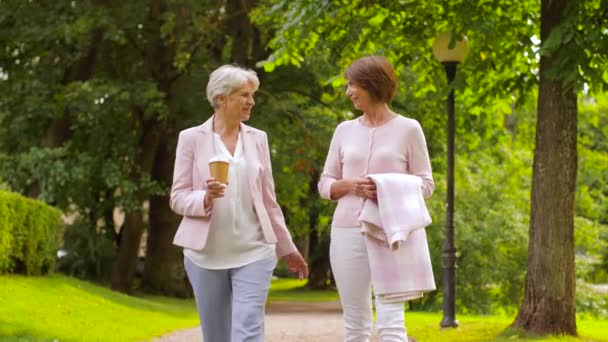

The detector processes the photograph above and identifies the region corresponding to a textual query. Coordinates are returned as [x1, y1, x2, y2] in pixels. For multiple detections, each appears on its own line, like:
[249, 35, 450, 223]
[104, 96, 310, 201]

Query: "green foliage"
[0, 191, 63, 275]
[576, 281, 608, 319]
[575, 216, 608, 282]
[0, 78, 168, 209]
[258, 0, 542, 112]
[0, 0, 227, 292]
[540, 0, 608, 93]
[577, 94, 608, 281]
[56, 219, 116, 282]
[456, 148, 531, 314]
[251, 69, 342, 236]
[421, 143, 532, 315]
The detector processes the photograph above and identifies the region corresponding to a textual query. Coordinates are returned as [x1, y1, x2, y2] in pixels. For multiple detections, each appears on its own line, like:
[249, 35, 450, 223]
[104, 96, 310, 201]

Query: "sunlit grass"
[1, 275, 606, 341]
[0, 274, 198, 341]
[267, 279, 608, 341]
[406, 313, 608, 341]
[268, 277, 339, 301]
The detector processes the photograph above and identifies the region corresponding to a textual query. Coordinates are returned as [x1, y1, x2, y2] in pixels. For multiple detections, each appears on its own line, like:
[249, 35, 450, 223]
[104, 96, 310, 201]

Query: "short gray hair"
[206, 65, 260, 108]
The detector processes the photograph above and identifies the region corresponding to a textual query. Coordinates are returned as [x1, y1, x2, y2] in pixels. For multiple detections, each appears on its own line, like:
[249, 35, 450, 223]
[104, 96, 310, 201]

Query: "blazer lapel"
[194, 116, 216, 178]
[240, 123, 260, 197]
[196, 119, 259, 195]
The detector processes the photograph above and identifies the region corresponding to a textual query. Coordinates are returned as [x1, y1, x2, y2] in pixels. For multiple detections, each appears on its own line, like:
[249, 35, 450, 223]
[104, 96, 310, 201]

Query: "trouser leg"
[375, 296, 407, 341]
[330, 227, 373, 342]
[184, 256, 232, 342]
[230, 255, 277, 342]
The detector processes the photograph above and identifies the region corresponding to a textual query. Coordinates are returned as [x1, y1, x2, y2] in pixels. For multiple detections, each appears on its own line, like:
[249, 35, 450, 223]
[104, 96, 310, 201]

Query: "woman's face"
[219, 81, 256, 122]
[345, 79, 372, 111]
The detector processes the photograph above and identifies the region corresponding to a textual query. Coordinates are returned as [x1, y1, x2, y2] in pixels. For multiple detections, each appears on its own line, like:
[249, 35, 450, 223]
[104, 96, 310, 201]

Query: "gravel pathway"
[149, 301, 346, 342]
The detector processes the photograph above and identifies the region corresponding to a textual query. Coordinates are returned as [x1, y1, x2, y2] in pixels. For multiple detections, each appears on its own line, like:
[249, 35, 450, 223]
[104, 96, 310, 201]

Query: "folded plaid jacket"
[358, 173, 436, 303]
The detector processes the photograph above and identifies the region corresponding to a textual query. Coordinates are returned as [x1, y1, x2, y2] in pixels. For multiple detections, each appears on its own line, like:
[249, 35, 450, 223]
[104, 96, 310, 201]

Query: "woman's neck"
[362, 103, 395, 127]
[213, 112, 240, 137]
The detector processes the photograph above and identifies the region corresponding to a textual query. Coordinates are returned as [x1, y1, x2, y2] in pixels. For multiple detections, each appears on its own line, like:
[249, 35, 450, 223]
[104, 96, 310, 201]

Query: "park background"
[0, 0, 607, 341]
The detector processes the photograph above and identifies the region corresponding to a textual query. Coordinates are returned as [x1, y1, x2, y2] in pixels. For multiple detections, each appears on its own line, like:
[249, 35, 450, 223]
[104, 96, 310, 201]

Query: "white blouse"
[184, 132, 276, 269]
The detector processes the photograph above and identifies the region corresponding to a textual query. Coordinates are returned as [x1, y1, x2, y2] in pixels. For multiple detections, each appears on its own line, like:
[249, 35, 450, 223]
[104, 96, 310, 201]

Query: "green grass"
[405, 313, 608, 342]
[0, 274, 199, 342]
[1, 275, 607, 342]
[267, 279, 608, 341]
[268, 277, 339, 301]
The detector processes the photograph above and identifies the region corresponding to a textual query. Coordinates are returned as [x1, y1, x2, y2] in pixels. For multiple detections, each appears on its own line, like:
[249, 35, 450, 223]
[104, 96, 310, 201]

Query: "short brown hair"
[344, 56, 397, 103]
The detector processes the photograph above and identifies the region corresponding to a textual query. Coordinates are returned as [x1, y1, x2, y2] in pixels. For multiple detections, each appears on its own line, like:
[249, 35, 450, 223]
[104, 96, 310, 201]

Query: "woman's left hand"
[282, 252, 309, 280]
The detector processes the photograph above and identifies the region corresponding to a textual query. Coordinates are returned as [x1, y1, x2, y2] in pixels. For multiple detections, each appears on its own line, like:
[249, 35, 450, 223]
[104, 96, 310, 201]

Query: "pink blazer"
[169, 116, 297, 258]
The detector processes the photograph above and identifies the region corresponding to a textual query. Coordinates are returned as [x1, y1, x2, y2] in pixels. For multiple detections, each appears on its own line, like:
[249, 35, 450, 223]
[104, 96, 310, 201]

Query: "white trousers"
[331, 227, 408, 342]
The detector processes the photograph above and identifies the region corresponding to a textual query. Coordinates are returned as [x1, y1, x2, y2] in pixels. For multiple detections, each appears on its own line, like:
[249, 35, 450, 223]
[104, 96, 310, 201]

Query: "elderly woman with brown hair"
[170, 64, 308, 342]
[318, 56, 435, 342]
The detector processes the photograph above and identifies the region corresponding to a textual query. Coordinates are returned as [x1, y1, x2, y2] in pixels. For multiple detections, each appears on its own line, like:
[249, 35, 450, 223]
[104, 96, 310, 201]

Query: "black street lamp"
[432, 31, 470, 329]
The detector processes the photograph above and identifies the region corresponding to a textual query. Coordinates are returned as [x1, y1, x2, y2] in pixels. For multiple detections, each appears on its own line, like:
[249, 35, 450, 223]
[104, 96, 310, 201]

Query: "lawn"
[267, 279, 608, 342]
[406, 313, 608, 342]
[1, 275, 607, 341]
[0, 275, 199, 342]
[267, 277, 340, 301]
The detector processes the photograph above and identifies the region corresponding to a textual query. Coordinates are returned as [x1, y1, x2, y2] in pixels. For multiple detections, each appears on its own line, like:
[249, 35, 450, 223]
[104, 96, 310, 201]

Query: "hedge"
[0, 191, 63, 275]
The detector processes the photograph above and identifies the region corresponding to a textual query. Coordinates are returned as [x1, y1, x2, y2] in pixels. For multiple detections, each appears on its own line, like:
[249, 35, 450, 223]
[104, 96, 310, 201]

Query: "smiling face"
[345, 79, 374, 112]
[218, 81, 256, 122]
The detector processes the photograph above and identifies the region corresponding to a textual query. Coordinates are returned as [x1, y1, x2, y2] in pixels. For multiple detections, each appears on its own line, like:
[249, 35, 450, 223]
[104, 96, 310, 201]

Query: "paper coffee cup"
[209, 157, 230, 185]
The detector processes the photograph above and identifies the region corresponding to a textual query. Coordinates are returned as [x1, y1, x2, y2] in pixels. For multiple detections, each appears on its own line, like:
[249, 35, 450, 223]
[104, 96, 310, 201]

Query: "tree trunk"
[306, 230, 332, 289]
[305, 169, 333, 289]
[512, 0, 578, 335]
[110, 210, 146, 293]
[110, 120, 161, 293]
[226, 0, 256, 66]
[142, 137, 192, 297]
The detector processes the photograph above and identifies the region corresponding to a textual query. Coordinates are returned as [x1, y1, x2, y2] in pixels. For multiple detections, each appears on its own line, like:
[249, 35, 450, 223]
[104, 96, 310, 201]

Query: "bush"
[56, 218, 115, 282]
[577, 281, 608, 318]
[423, 147, 531, 315]
[0, 191, 63, 275]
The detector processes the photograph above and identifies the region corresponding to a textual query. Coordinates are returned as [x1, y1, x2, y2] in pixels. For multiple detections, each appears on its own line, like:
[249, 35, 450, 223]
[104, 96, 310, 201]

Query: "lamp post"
[432, 31, 470, 329]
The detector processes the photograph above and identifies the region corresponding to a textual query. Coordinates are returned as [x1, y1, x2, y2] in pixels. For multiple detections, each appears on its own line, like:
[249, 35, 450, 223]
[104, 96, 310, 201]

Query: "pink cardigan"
[169, 117, 297, 258]
[318, 116, 434, 227]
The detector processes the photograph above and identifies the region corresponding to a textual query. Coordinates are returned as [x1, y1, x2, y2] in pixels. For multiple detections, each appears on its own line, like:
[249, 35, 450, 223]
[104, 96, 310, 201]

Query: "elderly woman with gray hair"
[170, 64, 308, 342]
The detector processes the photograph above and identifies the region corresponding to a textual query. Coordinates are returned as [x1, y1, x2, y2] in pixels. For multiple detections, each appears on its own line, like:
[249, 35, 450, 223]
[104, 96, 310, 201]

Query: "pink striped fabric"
[358, 173, 436, 303]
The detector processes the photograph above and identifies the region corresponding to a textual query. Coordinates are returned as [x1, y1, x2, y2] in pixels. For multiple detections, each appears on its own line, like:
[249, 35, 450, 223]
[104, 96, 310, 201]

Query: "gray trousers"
[184, 255, 277, 342]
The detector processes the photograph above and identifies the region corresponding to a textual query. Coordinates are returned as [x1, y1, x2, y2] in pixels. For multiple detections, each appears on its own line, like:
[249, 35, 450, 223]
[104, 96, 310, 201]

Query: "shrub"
[0, 191, 63, 275]
[56, 218, 116, 282]
[577, 281, 608, 318]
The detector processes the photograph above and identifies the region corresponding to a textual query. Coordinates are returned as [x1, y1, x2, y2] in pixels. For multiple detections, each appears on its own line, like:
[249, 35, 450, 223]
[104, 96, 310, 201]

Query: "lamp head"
[432, 31, 470, 64]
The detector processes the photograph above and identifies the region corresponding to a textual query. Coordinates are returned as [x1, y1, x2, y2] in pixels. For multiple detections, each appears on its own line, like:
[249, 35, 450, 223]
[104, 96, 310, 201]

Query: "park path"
[150, 301, 347, 342]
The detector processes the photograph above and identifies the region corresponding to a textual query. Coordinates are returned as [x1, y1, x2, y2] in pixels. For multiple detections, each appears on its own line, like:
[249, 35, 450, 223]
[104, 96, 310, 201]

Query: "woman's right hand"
[352, 177, 377, 200]
[204, 177, 226, 208]
[330, 177, 376, 200]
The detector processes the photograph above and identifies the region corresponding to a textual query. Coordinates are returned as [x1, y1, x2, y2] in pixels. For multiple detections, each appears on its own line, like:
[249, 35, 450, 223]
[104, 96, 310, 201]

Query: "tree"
[257, 0, 608, 334]
[246, 63, 342, 288]
[0, 0, 224, 294]
[512, 0, 607, 334]
[255, 0, 541, 302]
[0, 0, 339, 293]
[2, 1, 606, 317]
